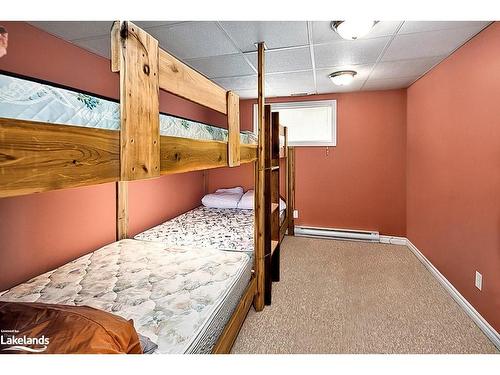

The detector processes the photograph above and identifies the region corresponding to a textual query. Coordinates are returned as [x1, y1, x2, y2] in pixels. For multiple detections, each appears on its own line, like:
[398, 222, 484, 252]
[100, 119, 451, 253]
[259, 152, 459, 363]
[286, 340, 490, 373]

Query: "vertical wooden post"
[116, 181, 128, 240]
[112, 21, 160, 239]
[227, 91, 241, 167]
[287, 147, 296, 235]
[253, 42, 266, 312]
[114, 21, 160, 181]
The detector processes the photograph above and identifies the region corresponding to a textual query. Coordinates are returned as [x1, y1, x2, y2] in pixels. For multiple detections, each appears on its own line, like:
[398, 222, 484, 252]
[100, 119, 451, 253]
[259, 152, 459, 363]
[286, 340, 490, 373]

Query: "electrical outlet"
[475, 271, 482, 291]
[293, 210, 299, 219]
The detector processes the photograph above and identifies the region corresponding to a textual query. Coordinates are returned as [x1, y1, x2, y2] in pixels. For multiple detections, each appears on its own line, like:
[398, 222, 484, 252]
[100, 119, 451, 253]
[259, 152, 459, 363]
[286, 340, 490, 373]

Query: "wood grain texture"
[253, 42, 266, 311]
[116, 181, 128, 240]
[287, 146, 296, 235]
[227, 91, 241, 167]
[159, 49, 227, 114]
[0, 118, 119, 198]
[212, 277, 257, 354]
[160, 136, 227, 174]
[160, 136, 255, 175]
[119, 21, 160, 181]
[241, 144, 257, 162]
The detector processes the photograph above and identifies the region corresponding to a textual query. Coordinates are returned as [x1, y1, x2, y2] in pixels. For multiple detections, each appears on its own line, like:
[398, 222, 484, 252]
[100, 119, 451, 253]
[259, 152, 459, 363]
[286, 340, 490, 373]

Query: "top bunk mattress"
[134, 206, 254, 253]
[0, 73, 257, 144]
[0, 239, 252, 354]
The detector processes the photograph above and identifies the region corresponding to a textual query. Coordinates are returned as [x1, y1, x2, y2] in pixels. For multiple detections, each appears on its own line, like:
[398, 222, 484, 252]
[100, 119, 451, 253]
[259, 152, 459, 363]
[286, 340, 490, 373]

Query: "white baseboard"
[405, 239, 500, 350]
[379, 235, 407, 246]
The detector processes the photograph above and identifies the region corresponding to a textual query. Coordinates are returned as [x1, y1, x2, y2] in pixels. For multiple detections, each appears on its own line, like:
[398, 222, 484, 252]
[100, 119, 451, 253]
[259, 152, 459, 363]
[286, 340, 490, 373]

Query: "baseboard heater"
[294, 226, 380, 242]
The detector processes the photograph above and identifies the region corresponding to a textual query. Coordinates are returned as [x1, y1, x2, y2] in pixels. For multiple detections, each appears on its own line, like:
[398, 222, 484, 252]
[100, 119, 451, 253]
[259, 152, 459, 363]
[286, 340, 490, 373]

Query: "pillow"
[215, 186, 244, 194]
[237, 189, 254, 210]
[202, 191, 243, 209]
[0, 302, 142, 354]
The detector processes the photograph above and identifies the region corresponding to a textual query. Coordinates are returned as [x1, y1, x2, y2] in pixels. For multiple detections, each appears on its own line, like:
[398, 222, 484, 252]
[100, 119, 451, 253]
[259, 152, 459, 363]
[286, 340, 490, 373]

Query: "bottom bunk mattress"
[134, 206, 254, 253]
[0, 239, 252, 354]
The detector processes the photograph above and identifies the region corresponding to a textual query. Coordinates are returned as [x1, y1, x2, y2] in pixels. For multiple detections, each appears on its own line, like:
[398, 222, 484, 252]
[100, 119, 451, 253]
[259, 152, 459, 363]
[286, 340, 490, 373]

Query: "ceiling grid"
[29, 21, 492, 98]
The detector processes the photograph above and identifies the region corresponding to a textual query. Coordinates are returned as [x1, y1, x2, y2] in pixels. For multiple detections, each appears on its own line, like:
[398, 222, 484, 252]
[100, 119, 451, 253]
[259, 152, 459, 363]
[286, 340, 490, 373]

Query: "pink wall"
[224, 90, 407, 236]
[207, 163, 255, 193]
[406, 22, 500, 331]
[128, 172, 206, 236]
[0, 22, 219, 290]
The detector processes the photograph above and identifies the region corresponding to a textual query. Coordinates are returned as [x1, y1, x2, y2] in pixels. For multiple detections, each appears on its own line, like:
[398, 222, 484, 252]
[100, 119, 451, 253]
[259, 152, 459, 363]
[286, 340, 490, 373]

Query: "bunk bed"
[0, 21, 295, 352]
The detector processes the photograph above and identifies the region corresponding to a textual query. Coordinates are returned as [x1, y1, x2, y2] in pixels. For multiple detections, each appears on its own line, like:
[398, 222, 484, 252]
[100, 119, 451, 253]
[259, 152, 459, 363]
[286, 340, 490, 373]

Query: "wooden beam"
[212, 277, 256, 353]
[284, 126, 289, 158]
[240, 144, 257, 162]
[118, 21, 160, 181]
[0, 118, 119, 198]
[159, 49, 227, 114]
[253, 41, 266, 311]
[287, 146, 296, 235]
[159, 136, 256, 175]
[160, 136, 227, 174]
[116, 181, 128, 240]
[227, 91, 241, 167]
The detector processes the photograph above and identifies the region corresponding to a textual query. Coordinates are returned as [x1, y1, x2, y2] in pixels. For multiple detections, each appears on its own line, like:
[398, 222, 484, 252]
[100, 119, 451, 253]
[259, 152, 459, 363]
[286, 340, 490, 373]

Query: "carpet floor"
[232, 236, 498, 354]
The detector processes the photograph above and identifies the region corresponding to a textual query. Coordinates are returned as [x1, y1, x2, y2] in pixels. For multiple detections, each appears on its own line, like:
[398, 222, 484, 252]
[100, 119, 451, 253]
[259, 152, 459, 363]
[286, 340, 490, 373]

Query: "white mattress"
[134, 206, 254, 253]
[0, 239, 252, 354]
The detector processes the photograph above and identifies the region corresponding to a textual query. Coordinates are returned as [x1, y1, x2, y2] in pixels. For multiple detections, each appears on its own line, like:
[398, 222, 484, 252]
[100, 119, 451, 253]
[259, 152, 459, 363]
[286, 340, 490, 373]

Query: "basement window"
[253, 100, 337, 146]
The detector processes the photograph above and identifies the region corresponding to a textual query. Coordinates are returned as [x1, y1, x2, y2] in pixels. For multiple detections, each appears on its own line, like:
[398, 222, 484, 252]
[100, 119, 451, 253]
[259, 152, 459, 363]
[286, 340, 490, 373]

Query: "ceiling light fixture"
[331, 21, 377, 40]
[329, 70, 357, 86]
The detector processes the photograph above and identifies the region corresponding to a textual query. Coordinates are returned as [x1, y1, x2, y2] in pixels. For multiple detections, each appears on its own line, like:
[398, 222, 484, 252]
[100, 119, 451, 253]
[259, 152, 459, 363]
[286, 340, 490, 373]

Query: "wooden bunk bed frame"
[0, 21, 295, 353]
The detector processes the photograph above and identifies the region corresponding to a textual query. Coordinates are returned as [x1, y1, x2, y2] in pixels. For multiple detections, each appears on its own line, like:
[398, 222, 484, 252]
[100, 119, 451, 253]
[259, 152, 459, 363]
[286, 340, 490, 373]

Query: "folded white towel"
[202, 190, 243, 209]
[216, 186, 244, 194]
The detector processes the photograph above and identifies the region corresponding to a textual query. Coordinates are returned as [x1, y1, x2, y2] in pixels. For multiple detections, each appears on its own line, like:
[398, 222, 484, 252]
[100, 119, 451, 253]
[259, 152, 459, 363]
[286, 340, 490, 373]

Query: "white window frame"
[253, 100, 337, 147]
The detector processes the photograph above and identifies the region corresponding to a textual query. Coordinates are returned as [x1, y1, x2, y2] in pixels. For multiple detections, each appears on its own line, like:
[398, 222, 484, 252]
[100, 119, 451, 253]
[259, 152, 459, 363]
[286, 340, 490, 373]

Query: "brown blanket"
[0, 302, 142, 354]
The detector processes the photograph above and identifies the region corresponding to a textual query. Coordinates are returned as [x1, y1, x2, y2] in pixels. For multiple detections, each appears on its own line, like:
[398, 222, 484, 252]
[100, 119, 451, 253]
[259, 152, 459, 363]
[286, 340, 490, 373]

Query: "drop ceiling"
[29, 21, 491, 98]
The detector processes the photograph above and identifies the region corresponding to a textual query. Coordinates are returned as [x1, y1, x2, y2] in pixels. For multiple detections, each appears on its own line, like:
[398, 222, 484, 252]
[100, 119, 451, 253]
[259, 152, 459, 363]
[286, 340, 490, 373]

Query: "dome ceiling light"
[329, 70, 357, 86]
[331, 21, 377, 40]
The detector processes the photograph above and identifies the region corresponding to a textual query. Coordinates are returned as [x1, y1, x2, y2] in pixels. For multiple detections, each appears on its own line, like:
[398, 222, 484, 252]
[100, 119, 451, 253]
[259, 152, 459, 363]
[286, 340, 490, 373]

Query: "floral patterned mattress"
[0, 239, 253, 354]
[0, 73, 257, 144]
[134, 206, 255, 253]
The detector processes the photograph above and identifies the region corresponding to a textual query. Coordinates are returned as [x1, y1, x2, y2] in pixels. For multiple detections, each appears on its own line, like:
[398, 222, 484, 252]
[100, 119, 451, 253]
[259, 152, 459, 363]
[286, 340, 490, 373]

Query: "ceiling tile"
[315, 65, 371, 94]
[74, 37, 110, 58]
[312, 21, 401, 45]
[362, 76, 419, 91]
[148, 21, 238, 59]
[399, 21, 490, 35]
[186, 54, 255, 78]
[133, 21, 188, 29]
[220, 21, 309, 52]
[245, 46, 312, 73]
[314, 37, 390, 68]
[214, 75, 257, 91]
[234, 89, 257, 99]
[29, 21, 113, 41]
[371, 56, 444, 80]
[266, 71, 315, 96]
[383, 26, 485, 61]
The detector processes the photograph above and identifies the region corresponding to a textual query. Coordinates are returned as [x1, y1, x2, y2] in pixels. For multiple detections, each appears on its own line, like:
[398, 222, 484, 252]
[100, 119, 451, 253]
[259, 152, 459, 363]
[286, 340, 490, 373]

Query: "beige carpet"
[232, 236, 498, 354]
